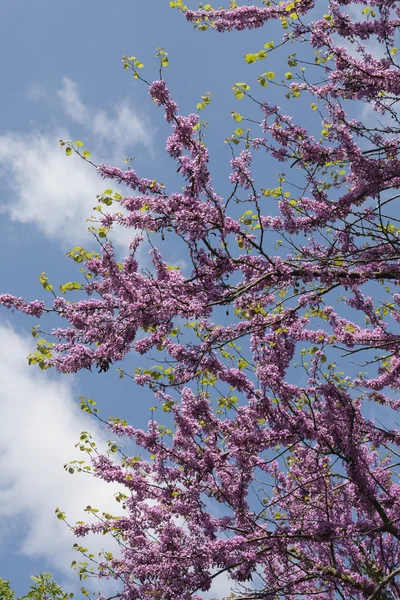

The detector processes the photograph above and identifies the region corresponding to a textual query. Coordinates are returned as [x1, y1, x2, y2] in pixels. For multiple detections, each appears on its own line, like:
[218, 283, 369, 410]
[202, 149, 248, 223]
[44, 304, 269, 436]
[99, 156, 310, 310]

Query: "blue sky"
[0, 1, 395, 598]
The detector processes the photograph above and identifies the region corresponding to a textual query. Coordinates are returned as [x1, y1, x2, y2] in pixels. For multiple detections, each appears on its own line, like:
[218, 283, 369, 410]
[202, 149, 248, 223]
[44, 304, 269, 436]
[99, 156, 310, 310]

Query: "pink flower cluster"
[3, 1, 400, 598]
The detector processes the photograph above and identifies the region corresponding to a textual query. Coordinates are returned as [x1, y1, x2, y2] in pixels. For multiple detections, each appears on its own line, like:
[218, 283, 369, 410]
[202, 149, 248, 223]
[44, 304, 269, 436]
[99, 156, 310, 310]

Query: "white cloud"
[92, 103, 151, 158]
[0, 77, 154, 254]
[57, 76, 152, 158]
[0, 131, 135, 250]
[0, 324, 122, 577]
[0, 132, 100, 245]
[57, 78, 90, 125]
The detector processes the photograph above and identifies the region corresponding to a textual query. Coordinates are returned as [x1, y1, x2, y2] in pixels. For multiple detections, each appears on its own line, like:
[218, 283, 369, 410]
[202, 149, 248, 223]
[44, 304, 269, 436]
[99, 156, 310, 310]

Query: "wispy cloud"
[0, 77, 153, 251]
[57, 78, 90, 124]
[57, 76, 153, 157]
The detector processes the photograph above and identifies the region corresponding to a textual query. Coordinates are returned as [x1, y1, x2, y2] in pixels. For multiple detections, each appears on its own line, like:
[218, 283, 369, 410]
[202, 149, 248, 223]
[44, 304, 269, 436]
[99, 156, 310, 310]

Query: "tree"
[2, 0, 400, 598]
[0, 574, 72, 600]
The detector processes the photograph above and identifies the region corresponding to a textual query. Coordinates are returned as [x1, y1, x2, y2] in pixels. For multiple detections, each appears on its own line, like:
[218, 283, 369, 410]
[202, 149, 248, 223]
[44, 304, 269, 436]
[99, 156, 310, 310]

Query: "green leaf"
[38, 273, 53, 292]
[232, 82, 250, 100]
[82, 150, 91, 159]
[74, 140, 84, 147]
[244, 53, 258, 64]
[65, 147, 72, 156]
[232, 112, 243, 122]
[60, 282, 85, 294]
